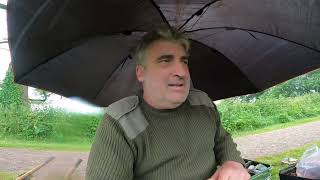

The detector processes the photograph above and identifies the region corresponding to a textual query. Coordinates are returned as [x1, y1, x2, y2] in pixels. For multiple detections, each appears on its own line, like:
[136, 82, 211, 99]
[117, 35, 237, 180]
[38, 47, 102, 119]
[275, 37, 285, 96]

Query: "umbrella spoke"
[186, 27, 320, 53]
[178, 0, 220, 31]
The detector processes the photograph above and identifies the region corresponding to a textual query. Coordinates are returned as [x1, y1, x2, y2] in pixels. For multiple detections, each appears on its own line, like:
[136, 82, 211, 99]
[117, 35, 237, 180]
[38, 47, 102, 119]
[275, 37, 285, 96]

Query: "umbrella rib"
[48, 0, 71, 29]
[185, 27, 320, 54]
[188, 4, 211, 31]
[178, 0, 220, 31]
[150, 0, 171, 28]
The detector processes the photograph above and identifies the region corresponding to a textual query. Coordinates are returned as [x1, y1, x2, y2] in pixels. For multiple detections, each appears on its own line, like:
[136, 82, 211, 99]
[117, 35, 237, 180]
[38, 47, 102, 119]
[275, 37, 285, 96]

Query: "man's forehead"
[147, 40, 187, 55]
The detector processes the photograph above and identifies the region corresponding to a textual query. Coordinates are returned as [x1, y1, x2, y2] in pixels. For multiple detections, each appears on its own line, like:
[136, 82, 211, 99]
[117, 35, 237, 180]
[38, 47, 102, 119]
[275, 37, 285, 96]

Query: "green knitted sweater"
[86, 90, 244, 180]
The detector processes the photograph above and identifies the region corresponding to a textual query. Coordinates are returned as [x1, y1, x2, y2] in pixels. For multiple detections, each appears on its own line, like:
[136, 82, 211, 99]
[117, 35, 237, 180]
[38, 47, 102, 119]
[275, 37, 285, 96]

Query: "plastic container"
[279, 166, 314, 180]
[244, 159, 272, 180]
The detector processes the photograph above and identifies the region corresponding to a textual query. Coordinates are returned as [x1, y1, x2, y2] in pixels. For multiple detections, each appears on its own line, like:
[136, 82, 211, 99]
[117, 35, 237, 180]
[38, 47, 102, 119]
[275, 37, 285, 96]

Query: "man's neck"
[142, 94, 182, 110]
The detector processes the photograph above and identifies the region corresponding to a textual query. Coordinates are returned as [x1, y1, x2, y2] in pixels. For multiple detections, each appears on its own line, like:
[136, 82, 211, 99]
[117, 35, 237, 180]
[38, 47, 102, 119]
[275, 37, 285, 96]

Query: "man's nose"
[172, 61, 188, 77]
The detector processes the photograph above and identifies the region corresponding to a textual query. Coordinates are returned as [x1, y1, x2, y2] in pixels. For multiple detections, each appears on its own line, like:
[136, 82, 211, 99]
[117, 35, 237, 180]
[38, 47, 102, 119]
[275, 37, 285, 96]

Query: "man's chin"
[168, 94, 188, 104]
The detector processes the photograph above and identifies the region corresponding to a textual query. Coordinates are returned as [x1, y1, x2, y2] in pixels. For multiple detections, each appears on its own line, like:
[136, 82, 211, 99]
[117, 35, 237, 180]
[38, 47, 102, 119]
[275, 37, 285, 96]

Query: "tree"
[0, 64, 29, 107]
[234, 69, 320, 102]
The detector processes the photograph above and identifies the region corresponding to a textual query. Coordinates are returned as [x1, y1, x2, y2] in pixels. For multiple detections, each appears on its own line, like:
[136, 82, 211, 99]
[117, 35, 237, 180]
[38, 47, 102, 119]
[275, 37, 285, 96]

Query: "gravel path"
[0, 120, 319, 179]
[0, 148, 88, 179]
[235, 120, 320, 159]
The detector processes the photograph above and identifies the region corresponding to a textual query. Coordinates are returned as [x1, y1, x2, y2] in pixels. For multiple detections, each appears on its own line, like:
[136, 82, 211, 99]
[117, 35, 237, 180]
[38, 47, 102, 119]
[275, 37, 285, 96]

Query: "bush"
[49, 111, 103, 142]
[0, 68, 24, 107]
[218, 93, 320, 133]
[0, 104, 103, 142]
[0, 105, 55, 139]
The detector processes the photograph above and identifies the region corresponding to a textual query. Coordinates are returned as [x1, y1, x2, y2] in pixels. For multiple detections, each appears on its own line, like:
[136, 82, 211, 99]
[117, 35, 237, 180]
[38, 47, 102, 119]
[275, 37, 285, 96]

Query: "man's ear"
[136, 65, 145, 83]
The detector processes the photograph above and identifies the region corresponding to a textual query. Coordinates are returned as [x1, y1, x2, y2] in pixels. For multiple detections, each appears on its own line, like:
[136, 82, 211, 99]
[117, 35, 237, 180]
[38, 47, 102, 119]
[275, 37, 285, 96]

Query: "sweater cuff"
[219, 155, 245, 167]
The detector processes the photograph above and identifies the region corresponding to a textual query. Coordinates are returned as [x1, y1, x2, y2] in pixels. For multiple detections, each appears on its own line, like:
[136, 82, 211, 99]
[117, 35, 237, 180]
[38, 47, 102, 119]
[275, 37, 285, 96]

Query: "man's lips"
[168, 83, 184, 87]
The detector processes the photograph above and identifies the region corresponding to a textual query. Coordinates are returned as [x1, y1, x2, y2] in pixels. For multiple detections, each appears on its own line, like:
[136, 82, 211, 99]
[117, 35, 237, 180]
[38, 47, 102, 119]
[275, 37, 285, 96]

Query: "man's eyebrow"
[157, 54, 174, 60]
[181, 54, 189, 59]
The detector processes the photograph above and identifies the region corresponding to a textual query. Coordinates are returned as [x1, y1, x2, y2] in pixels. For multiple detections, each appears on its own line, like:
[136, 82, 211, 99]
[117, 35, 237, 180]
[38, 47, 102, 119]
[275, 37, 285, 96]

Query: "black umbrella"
[7, 0, 320, 107]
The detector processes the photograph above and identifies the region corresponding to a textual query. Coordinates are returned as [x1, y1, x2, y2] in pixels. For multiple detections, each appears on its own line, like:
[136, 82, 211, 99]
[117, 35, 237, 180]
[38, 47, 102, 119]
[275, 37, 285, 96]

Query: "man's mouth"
[168, 83, 184, 87]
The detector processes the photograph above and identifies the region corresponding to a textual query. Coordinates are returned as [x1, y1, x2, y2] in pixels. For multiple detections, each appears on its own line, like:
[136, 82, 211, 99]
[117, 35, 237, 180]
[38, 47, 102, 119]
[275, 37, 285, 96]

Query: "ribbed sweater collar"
[137, 91, 189, 118]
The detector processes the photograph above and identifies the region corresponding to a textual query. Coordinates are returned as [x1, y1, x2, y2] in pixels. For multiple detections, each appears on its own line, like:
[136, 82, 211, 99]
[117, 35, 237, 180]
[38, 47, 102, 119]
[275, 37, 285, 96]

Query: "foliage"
[237, 69, 320, 102]
[0, 67, 24, 107]
[218, 93, 320, 132]
[0, 105, 55, 139]
[0, 103, 103, 142]
[48, 111, 103, 143]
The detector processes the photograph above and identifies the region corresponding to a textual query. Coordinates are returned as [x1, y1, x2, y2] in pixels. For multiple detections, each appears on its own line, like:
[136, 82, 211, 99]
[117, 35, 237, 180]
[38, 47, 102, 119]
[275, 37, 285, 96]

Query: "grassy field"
[0, 116, 319, 151]
[257, 141, 320, 180]
[0, 138, 91, 151]
[0, 172, 17, 180]
[232, 116, 320, 137]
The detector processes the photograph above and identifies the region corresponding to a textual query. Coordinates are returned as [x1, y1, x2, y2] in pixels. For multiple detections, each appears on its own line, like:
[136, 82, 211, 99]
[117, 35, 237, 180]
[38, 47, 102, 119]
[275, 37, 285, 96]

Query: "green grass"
[0, 138, 91, 151]
[1, 116, 319, 151]
[256, 141, 320, 180]
[0, 172, 17, 180]
[218, 93, 320, 133]
[232, 116, 320, 137]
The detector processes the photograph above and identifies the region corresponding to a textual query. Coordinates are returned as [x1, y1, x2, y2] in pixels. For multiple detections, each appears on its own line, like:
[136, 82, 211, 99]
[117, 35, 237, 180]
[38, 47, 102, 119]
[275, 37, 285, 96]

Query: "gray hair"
[133, 28, 190, 66]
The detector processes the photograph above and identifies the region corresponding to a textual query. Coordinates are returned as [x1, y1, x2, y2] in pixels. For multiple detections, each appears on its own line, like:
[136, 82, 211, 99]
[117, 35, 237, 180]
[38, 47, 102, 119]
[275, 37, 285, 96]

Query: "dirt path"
[235, 120, 320, 159]
[0, 120, 319, 179]
[0, 148, 88, 179]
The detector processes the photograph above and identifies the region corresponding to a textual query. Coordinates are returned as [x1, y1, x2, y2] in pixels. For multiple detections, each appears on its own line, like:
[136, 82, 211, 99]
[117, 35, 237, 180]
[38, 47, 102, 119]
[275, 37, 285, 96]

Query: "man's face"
[136, 40, 191, 109]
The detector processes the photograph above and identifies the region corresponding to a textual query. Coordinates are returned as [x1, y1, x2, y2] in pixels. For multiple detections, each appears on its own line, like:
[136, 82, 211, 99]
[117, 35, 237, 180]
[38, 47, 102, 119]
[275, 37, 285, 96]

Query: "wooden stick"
[16, 156, 55, 180]
[64, 159, 83, 180]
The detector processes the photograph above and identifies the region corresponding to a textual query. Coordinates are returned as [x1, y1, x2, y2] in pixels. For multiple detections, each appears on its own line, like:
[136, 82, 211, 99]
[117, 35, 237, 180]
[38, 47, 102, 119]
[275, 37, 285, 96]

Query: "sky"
[0, 1, 102, 114]
[0, 1, 9, 81]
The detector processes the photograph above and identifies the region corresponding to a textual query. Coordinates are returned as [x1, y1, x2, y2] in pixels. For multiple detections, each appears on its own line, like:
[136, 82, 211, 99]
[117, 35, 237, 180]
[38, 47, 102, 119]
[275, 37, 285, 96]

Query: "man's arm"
[86, 114, 134, 180]
[212, 104, 244, 165]
[209, 104, 250, 180]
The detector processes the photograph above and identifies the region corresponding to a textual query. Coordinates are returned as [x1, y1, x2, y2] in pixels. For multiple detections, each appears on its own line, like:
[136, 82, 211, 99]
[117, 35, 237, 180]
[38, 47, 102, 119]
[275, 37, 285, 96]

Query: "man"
[86, 28, 250, 180]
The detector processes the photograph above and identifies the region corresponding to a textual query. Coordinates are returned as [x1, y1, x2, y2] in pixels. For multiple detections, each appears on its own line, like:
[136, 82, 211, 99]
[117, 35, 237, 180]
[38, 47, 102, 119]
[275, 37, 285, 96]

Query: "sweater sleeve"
[212, 104, 245, 166]
[86, 114, 134, 180]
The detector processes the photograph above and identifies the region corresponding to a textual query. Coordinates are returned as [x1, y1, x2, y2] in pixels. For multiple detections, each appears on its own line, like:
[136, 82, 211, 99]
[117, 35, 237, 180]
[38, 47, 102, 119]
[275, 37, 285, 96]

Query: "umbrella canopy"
[7, 0, 320, 107]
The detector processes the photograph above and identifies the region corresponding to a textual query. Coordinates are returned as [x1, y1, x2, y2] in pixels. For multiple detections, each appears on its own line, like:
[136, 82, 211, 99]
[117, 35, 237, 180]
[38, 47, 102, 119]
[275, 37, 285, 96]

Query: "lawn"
[0, 172, 18, 180]
[0, 138, 91, 151]
[232, 116, 320, 137]
[256, 141, 320, 180]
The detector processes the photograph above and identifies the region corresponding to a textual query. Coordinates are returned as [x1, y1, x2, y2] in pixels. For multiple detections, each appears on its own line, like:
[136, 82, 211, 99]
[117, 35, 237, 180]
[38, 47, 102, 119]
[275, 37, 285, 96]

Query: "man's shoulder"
[105, 96, 148, 140]
[105, 96, 139, 120]
[188, 89, 214, 108]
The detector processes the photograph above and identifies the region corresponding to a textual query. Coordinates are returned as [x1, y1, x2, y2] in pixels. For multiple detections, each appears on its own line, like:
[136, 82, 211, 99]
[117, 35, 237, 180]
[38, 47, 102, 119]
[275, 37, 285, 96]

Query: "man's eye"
[183, 60, 189, 64]
[160, 59, 171, 63]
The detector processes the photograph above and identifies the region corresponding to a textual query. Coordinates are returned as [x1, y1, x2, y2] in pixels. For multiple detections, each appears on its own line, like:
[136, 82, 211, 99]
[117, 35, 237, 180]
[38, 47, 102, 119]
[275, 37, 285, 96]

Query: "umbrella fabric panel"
[6, 0, 320, 106]
[154, 0, 213, 28]
[8, 0, 168, 82]
[181, 0, 320, 50]
[188, 40, 258, 101]
[94, 57, 141, 106]
[189, 29, 320, 90]
[18, 35, 138, 102]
